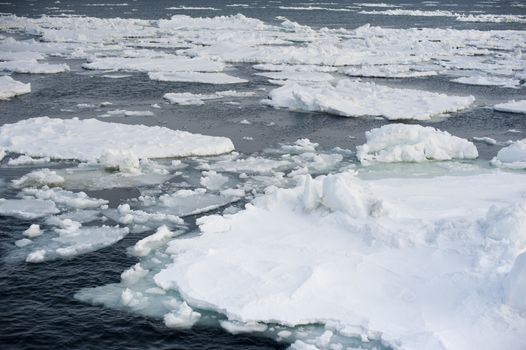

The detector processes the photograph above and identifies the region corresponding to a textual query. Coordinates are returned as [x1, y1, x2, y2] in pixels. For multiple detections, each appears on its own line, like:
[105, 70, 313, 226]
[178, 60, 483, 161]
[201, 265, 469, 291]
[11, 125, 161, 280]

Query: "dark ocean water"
[0, 0, 525, 349]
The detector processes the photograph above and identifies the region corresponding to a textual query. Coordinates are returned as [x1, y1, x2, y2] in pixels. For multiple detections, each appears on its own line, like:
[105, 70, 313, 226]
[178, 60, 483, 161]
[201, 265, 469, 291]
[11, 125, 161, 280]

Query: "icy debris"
[456, 14, 526, 24]
[0, 117, 235, 162]
[491, 140, 526, 169]
[255, 71, 334, 84]
[15, 238, 33, 247]
[149, 72, 248, 84]
[23, 224, 42, 238]
[220, 320, 268, 334]
[253, 64, 337, 73]
[0, 198, 59, 219]
[263, 80, 474, 120]
[26, 224, 129, 262]
[12, 169, 65, 188]
[7, 155, 51, 166]
[357, 124, 478, 165]
[0, 60, 69, 74]
[166, 6, 218, 11]
[494, 100, 526, 114]
[206, 156, 290, 174]
[132, 226, 176, 257]
[22, 187, 108, 210]
[114, 203, 184, 232]
[152, 188, 242, 217]
[345, 64, 437, 78]
[163, 302, 201, 329]
[153, 171, 526, 350]
[200, 171, 228, 191]
[473, 136, 497, 145]
[163, 91, 254, 105]
[281, 139, 319, 153]
[451, 75, 521, 88]
[99, 150, 140, 173]
[0, 76, 30, 100]
[98, 109, 155, 118]
[0, 147, 5, 162]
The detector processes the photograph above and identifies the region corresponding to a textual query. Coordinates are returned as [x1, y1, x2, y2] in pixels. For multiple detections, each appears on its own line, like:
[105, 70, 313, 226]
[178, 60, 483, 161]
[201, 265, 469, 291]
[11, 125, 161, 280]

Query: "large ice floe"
[356, 124, 478, 165]
[263, 80, 475, 120]
[0, 76, 30, 100]
[76, 170, 526, 350]
[0, 117, 234, 162]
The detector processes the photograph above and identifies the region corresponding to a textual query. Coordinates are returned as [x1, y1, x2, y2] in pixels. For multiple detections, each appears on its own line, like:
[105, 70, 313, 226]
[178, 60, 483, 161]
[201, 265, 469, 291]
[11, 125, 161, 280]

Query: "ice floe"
[491, 140, 526, 169]
[152, 170, 526, 350]
[0, 117, 234, 162]
[494, 100, 526, 114]
[356, 124, 478, 164]
[345, 64, 438, 78]
[263, 80, 475, 120]
[163, 90, 254, 105]
[451, 75, 522, 88]
[25, 224, 129, 263]
[148, 72, 247, 84]
[0, 198, 59, 219]
[0, 60, 70, 74]
[0, 76, 30, 100]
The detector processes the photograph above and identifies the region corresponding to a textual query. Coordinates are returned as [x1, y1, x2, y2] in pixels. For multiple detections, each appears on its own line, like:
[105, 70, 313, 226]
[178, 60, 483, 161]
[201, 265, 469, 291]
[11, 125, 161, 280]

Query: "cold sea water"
[0, 0, 525, 349]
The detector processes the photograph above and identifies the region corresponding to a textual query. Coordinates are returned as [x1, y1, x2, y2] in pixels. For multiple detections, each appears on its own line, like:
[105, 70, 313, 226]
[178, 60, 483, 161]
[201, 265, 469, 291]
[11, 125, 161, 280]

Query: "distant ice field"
[0, 1, 525, 350]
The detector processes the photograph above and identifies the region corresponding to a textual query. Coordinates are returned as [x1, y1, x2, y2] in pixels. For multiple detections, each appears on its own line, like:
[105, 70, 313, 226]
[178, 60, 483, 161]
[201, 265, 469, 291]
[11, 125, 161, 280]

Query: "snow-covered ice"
[0, 76, 30, 100]
[356, 124, 478, 164]
[494, 100, 526, 114]
[153, 170, 526, 350]
[0, 198, 59, 219]
[149, 72, 248, 84]
[0, 117, 235, 162]
[491, 140, 526, 169]
[163, 91, 254, 105]
[263, 80, 475, 120]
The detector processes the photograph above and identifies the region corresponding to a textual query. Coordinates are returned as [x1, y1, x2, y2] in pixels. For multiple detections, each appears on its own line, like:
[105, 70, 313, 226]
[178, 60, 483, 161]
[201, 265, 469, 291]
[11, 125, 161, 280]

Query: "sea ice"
[0, 60, 70, 74]
[0, 198, 59, 219]
[0, 76, 30, 100]
[451, 75, 521, 88]
[491, 140, 526, 169]
[263, 80, 475, 120]
[494, 100, 526, 114]
[356, 124, 478, 164]
[148, 72, 248, 84]
[0, 117, 235, 162]
[25, 224, 129, 262]
[163, 91, 254, 105]
[154, 171, 526, 350]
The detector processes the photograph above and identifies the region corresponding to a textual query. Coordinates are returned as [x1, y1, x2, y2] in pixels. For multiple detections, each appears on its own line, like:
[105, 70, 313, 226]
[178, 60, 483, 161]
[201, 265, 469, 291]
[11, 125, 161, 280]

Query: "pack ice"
[0, 117, 234, 162]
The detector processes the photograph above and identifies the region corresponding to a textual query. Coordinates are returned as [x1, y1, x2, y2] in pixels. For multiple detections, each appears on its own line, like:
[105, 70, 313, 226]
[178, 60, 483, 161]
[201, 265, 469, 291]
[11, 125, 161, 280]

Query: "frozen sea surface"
[1, 0, 525, 349]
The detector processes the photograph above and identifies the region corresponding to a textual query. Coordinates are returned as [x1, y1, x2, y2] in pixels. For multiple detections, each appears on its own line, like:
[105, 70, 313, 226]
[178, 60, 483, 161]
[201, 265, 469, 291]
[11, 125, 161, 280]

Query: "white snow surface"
[163, 91, 254, 105]
[0, 76, 30, 100]
[491, 140, 526, 169]
[148, 72, 247, 84]
[357, 124, 478, 164]
[494, 100, 526, 114]
[154, 171, 526, 350]
[0, 117, 235, 162]
[264, 80, 475, 120]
